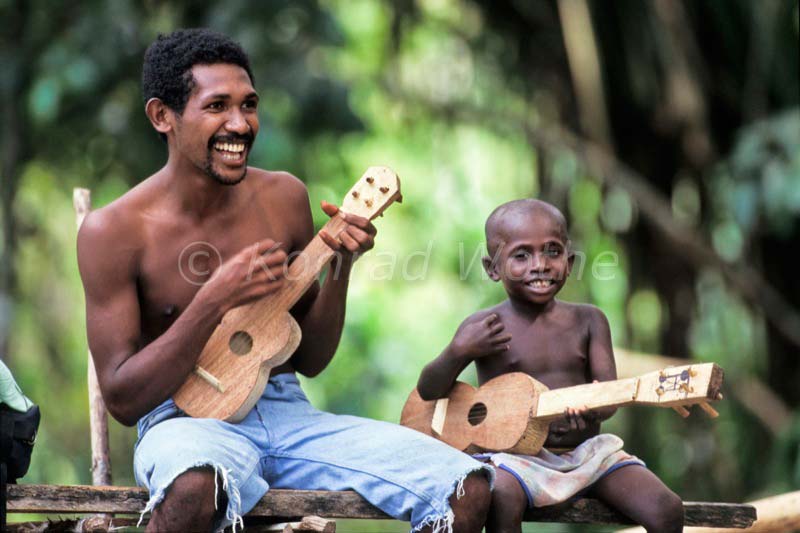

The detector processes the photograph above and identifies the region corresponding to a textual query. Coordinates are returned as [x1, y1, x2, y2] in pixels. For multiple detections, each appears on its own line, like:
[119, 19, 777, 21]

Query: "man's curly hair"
[142, 28, 255, 119]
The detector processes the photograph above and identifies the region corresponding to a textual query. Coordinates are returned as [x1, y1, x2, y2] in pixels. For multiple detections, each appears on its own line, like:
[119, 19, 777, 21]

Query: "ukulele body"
[173, 309, 302, 421]
[401, 373, 552, 455]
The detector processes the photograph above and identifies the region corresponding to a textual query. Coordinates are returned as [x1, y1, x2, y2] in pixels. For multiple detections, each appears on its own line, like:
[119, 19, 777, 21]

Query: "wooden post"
[73, 188, 112, 486]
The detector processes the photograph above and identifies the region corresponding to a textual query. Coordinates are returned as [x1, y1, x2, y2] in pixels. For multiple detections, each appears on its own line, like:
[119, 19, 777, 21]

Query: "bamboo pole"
[73, 188, 112, 486]
[617, 490, 800, 533]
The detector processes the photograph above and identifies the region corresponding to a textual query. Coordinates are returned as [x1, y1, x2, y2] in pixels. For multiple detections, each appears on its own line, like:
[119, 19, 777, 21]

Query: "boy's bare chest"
[477, 320, 591, 389]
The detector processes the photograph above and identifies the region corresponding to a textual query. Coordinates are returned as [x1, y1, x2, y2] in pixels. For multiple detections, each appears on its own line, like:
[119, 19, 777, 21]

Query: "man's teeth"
[214, 142, 246, 153]
[529, 279, 553, 288]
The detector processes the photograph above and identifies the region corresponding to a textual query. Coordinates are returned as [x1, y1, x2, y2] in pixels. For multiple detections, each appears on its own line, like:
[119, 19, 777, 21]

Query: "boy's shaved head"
[485, 199, 569, 256]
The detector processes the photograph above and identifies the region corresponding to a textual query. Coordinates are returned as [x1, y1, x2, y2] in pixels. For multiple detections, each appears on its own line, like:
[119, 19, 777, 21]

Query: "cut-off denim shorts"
[134, 373, 494, 532]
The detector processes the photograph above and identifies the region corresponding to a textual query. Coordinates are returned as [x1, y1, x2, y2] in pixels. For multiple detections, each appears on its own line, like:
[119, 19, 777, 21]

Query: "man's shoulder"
[246, 168, 308, 200]
[77, 180, 153, 263]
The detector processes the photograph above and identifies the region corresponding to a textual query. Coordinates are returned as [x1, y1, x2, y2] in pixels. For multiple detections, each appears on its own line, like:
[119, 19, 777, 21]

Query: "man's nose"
[225, 109, 250, 134]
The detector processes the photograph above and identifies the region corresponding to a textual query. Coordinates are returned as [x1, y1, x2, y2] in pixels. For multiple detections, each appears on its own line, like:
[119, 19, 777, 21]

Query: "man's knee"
[450, 471, 491, 528]
[149, 468, 223, 531]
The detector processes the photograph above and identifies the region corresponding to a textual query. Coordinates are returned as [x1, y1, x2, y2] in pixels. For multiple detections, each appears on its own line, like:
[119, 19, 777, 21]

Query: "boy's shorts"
[134, 373, 494, 531]
[476, 433, 644, 507]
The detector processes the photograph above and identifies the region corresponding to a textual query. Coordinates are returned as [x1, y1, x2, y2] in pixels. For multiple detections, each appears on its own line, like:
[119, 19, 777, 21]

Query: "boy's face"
[483, 211, 573, 306]
[169, 63, 259, 185]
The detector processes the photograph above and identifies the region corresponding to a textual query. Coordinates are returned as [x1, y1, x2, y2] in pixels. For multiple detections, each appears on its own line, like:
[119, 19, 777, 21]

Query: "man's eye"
[207, 102, 224, 110]
[243, 100, 258, 110]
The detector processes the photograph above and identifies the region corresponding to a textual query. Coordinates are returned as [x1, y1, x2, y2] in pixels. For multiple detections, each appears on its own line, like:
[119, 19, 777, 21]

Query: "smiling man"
[76, 29, 491, 532]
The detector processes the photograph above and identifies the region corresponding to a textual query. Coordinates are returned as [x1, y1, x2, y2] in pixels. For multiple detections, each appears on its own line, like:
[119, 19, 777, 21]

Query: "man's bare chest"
[136, 214, 294, 338]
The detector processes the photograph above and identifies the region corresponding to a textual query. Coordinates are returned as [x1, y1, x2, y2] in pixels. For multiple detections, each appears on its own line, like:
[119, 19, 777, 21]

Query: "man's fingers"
[321, 200, 340, 218]
[343, 225, 374, 250]
[319, 230, 341, 251]
[484, 314, 499, 326]
[338, 231, 362, 253]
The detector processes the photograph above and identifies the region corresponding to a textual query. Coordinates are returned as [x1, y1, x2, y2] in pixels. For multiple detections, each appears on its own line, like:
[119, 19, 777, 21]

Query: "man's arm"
[78, 210, 286, 425]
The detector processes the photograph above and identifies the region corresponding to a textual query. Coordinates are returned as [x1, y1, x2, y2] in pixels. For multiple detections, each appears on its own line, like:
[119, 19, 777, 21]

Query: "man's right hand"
[197, 239, 288, 314]
[449, 313, 512, 360]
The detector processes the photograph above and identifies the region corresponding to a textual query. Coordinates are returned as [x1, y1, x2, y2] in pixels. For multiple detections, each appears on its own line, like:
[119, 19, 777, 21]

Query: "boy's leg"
[587, 465, 683, 533]
[485, 468, 527, 533]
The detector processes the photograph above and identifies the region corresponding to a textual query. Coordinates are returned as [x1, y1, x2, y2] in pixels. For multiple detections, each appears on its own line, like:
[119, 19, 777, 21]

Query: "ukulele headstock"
[635, 363, 724, 406]
[341, 166, 402, 220]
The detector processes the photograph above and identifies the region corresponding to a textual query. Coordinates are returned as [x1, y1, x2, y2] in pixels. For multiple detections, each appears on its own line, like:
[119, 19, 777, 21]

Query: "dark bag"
[0, 403, 40, 528]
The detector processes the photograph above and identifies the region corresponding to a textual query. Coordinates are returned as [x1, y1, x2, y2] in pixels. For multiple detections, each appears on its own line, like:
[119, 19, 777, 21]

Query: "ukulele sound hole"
[468, 402, 488, 426]
[229, 331, 253, 356]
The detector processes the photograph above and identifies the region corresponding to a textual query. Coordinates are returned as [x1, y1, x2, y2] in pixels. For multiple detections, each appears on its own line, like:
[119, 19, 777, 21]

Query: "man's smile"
[213, 141, 248, 164]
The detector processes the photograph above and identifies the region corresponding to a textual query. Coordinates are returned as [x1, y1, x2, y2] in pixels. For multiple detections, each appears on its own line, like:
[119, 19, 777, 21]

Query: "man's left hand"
[318, 200, 377, 264]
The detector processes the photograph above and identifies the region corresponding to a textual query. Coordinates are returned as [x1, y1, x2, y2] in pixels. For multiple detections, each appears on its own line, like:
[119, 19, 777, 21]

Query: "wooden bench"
[1, 189, 758, 531]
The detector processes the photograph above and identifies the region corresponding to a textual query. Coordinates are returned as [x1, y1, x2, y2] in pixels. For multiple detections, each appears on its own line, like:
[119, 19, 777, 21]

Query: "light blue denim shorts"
[134, 373, 493, 532]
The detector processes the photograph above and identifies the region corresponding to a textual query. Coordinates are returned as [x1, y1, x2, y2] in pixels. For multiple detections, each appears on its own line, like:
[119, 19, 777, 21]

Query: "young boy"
[416, 199, 684, 533]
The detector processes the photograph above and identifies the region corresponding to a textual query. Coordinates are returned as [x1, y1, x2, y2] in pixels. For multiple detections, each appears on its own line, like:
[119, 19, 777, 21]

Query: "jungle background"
[1, 0, 798, 531]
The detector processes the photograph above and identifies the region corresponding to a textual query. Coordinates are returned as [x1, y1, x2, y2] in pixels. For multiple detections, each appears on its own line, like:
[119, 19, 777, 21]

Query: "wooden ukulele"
[400, 363, 724, 455]
[173, 167, 402, 421]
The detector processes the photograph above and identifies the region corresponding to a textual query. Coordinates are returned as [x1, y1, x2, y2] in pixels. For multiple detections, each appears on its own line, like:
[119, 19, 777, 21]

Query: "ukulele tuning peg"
[699, 402, 719, 418]
[715, 392, 724, 401]
[379, 186, 389, 194]
[672, 406, 691, 418]
[365, 199, 373, 208]
[366, 177, 375, 184]
[351, 191, 360, 198]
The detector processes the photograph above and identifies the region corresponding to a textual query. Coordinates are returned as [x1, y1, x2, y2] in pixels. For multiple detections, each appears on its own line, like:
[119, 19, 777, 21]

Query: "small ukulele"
[173, 167, 402, 421]
[400, 363, 723, 455]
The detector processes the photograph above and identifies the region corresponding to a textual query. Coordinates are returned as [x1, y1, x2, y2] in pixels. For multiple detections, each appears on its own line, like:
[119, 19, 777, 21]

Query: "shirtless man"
[77, 29, 491, 532]
[416, 199, 684, 533]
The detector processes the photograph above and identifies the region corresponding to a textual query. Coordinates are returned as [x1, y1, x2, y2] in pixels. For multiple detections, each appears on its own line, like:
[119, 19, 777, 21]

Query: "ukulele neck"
[247, 214, 349, 316]
[533, 363, 723, 420]
[534, 377, 640, 420]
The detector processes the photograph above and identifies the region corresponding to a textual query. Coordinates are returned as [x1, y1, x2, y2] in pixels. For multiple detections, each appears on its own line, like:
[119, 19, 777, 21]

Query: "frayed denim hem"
[136, 462, 245, 533]
[410, 463, 494, 533]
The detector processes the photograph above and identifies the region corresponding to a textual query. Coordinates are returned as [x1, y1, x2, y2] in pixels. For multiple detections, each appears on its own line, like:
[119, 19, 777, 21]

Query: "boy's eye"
[243, 100, 258, 110]
[207, 102, 224, 111]
[512, 251, 531, 260]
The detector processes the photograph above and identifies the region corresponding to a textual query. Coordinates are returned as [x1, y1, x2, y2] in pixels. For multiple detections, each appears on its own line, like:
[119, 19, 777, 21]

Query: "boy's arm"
[584, 306, 618, 423]
[417, 312, 511, 400]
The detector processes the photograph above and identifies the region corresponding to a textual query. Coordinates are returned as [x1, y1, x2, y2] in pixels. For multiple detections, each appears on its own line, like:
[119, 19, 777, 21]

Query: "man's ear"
[482, 255, 501, 282]
[145, 98, 175, 136]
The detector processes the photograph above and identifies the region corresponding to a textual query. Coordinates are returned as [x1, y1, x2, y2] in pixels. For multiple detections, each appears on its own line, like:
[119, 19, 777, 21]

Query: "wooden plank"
[6, 485, 756, 527]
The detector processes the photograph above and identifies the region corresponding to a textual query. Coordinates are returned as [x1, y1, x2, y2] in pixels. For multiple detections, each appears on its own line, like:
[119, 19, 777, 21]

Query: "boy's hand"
[563, 405, 598, 432]
[562, 381, 600, 431]
[450, 313, 512, 360]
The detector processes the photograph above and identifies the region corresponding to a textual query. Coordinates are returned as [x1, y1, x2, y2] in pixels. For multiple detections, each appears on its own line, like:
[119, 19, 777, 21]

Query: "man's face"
[487, 211, 573, 306]
[172, 63, 259, 186]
